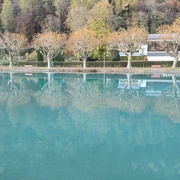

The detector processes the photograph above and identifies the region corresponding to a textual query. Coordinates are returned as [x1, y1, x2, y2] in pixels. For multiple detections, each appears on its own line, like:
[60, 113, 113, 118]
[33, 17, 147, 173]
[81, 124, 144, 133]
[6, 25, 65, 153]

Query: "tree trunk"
[78, 50, 80, 62]
[47, 58, 51, 69]
[9, 57, 13, 68]
[83, 59, 87, 68]
[127, 52, 132, 68]
[172, 57, 178, 68]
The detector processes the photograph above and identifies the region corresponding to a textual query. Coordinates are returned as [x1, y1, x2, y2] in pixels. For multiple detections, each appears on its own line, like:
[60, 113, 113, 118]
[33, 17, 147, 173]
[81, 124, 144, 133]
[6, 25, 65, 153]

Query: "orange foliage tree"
[67, 27, 100, 68]
[32, 31, 66, 69]
[108, 27, 148, 68]
[157, 19, 180, 68]
[0, 33, 27, 68]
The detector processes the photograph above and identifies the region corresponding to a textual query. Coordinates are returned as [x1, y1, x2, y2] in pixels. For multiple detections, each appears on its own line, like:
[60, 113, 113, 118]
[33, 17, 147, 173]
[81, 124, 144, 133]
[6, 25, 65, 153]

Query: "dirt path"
[1, 66, 180, 74]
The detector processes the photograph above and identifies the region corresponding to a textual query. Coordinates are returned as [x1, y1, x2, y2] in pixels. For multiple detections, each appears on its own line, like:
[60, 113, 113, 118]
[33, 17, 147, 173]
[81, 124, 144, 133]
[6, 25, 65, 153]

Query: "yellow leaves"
[87, 0, 116, 36]
[0, 33, 27, 50]
[158, 18, 180, 35]
[157, 25, 170, 34]
[107, 32, 119, 46]
[67, 26, 99, 51]
[108, 26, 147, 67]
[19, 0, 33, 13]
[119, 27, 147, 40]
[66, 6, 89, 32]
[33, 31, 66, 50]
[157, 18, 180, 52]
[174, 18, 180, 26]
[108, 27, 148, 49]
[1, 0, 14, 32]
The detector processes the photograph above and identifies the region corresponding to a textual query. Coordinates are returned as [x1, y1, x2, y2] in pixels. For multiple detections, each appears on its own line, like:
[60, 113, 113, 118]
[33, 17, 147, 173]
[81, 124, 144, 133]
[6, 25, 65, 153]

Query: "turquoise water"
[0, 72, 180, 180]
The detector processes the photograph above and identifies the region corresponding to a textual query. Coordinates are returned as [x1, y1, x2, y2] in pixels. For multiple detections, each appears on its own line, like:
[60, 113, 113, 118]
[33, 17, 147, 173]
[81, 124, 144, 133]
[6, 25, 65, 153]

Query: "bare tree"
[108, 27, 147, 68]
[67, 26, 100, 68]
[32, 31, 66, 69]
[66, 6, 89, 32]
[0, 33, 27, 68]
[157, 18, 180, 68]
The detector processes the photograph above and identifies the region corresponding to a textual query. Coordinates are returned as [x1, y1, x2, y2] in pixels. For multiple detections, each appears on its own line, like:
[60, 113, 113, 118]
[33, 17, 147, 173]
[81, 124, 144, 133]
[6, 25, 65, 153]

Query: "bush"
[90, 45, 106, 61]
[37, 50, 43, 61]
[19, 48, 34, 56]
[3, 59, 180, 68]
[17, 61, 47, 67]
[119, 55, 147, 61]
[111, 50, 120, 61]
[52, 53, 65, 61]
[25, 50, 38, 61]
[0, 60, 9, 66]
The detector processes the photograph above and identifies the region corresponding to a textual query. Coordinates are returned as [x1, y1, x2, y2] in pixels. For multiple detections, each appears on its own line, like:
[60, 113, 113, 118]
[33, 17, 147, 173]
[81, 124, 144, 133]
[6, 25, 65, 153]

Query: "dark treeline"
[0, 0, 180, 42]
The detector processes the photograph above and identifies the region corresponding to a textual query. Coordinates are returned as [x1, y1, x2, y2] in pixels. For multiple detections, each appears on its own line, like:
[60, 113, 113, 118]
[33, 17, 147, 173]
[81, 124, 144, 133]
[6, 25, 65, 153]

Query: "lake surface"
[0, 72, 180, 180]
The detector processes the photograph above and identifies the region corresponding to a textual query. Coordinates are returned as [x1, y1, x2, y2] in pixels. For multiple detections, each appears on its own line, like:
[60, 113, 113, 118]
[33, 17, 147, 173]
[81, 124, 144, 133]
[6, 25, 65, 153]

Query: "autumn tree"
[32, 31, 66, 68]
[16, 0, 45, 42]
[129, 11, 149, 29]
[0, 0, 15, 32]
[0, 33, 27, 68]
[157, 18, 180, 68]
[67, 27, 100, 68]
[108, 27, 148, 68]
[17, 0, 56, 41]
[86, 1, 117, 61]
[66, 6, 89, 32]
[142, 0, 165, 33]
[157, 0, 180, 26]
[69, 0, 100, 10]
[34, 0, 56, 33]
[87, 0, 117, 37]
[15, 12, 36, 42]
[54, 0, 70, 33]
[19, 0, 33, 13]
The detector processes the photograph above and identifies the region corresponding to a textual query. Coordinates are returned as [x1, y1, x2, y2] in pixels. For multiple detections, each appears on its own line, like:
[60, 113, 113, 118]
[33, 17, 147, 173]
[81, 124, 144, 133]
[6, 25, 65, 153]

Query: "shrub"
[90, 45, 106, 61]
[0, 60, 9, 66]
[119, 55, 147, 60]
[52, 53, 65, 61]
[25, 50, 38, 61]
[19, 48, 34, 56]
[37, 50, 43, 61]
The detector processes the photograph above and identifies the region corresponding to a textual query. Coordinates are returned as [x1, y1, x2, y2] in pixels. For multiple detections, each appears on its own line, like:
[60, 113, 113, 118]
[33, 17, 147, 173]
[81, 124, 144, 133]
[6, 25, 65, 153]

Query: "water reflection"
[0, 72, 180, 180]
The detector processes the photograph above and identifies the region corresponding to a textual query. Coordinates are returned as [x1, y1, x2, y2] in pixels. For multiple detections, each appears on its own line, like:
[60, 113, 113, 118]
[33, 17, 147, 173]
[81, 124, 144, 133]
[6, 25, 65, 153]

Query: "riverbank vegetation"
[0, 0, 180, 68]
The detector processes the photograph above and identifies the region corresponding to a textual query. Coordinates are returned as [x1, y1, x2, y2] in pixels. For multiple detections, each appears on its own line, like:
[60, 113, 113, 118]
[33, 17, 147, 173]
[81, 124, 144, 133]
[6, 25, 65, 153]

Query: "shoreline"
[1, 66, 180, 74]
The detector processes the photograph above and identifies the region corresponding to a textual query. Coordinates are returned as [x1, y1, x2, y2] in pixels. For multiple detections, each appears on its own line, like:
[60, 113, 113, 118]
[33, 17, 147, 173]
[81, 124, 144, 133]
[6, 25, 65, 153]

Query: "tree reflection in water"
[154, 74, 180, 123]
[0, 73, 180, 179]
[106, 74, 149, 114]
[34, 72, 69, 108]
[5, 72, 30, 106]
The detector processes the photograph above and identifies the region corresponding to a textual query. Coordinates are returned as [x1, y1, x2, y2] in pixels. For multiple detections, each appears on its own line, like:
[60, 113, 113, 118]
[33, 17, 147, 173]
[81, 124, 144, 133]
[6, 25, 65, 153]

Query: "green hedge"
[16, 61, 47, 67]
[0, 60, 9, 66]
[119, 56, 147, 61]
[1, 60, 180, 68]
